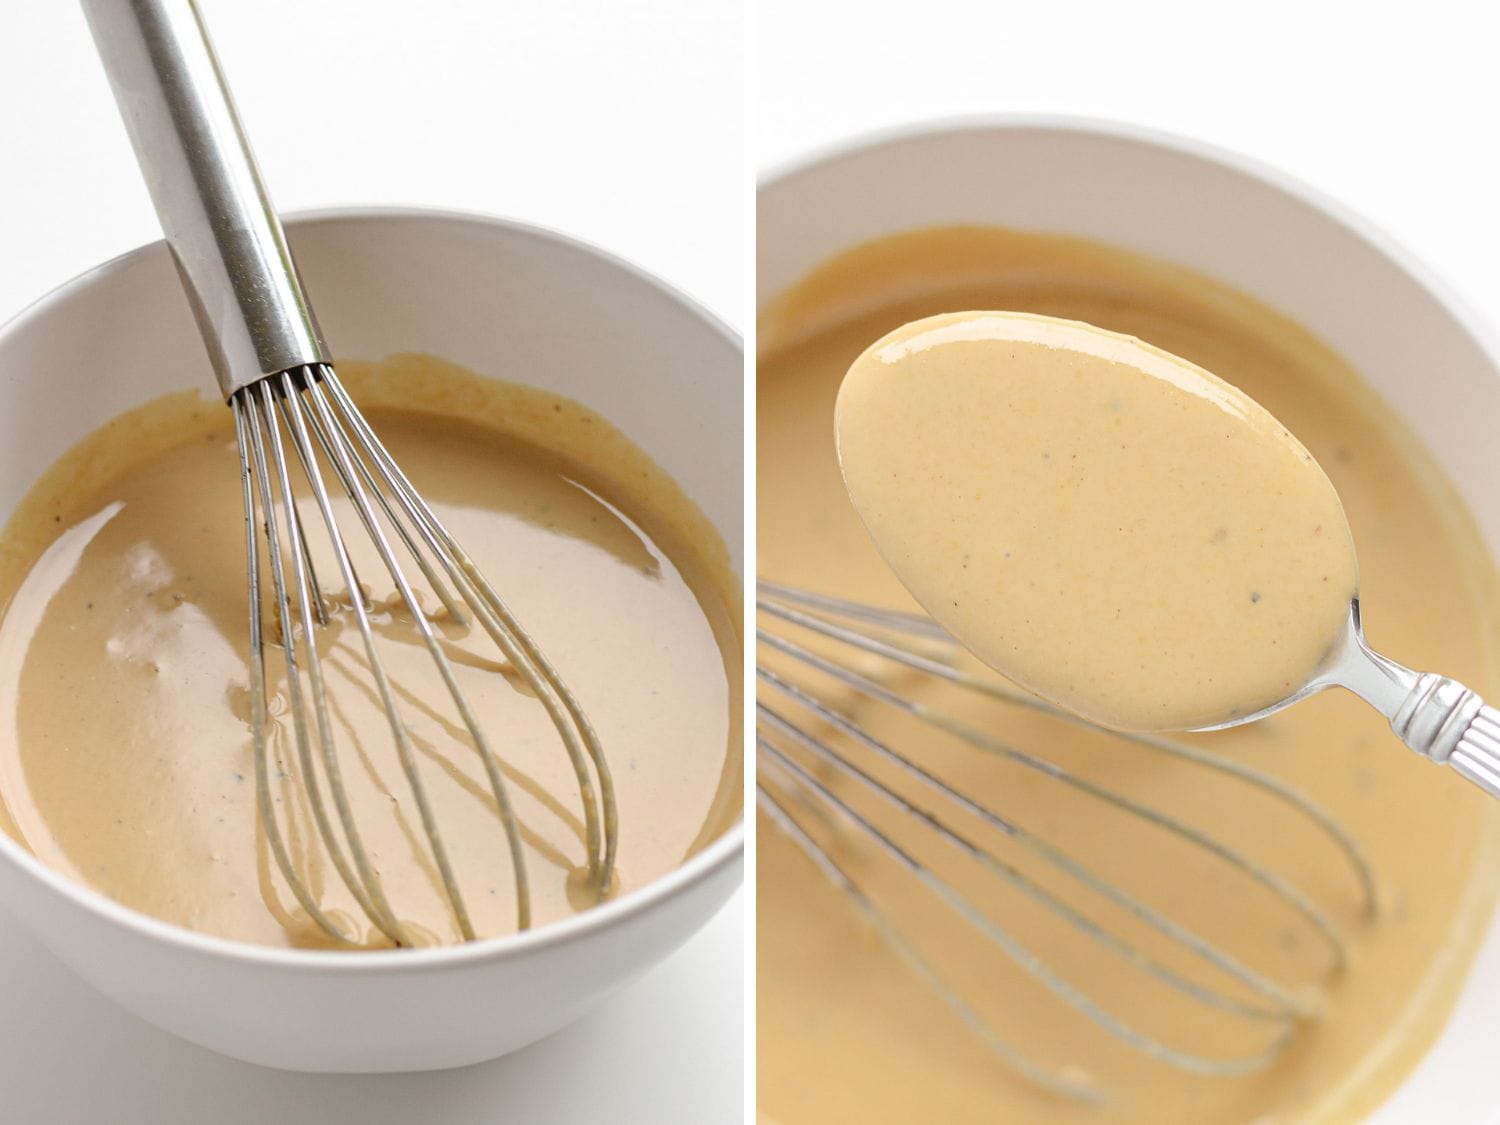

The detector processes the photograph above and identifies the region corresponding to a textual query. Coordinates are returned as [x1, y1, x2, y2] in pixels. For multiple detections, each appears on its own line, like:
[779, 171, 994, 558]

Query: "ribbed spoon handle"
[1390, 671, 1500, 798]
[1449, 706, 1500, 798]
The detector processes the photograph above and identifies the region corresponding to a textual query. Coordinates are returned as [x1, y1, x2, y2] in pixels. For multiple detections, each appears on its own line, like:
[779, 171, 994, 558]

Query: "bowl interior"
[2, 208, 742, 571]
[757, 120, 1500, 1120]
[759, 122, 1500, 564]
[0, 207, 744, 1070]
[0, 207, 745, 952]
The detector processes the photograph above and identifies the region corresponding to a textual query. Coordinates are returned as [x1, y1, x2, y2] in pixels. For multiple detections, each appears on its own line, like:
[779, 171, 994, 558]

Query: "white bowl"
[0, 207, 743, 1072]
[758, 118, 1500, 1120]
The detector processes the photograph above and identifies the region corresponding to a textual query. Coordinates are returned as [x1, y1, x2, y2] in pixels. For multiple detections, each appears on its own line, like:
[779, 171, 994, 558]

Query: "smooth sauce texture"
[0, 355, 742, 949]
[835, 311, 1359, 731]
[757, 227, 1500, 1123]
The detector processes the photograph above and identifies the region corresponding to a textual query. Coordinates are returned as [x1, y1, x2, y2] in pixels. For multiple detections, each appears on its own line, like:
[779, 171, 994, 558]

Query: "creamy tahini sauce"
[0, 354, 742, 949]
[757, 227, 1500, 1123]
[835, 310, 1359, 731]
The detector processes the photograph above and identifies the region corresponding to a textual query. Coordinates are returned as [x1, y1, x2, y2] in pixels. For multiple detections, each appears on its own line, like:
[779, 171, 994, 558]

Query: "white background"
[0, 1, 742, 1123]
[757, 1, 1500, 1122]
[757, 0, 1500, 327]
[14, 0, 1500, 1119]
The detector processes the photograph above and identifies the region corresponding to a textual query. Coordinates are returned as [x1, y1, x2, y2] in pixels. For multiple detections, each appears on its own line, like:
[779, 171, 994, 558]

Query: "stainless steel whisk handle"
[1391, 673, 1500, 798]
[80, 0, 328, 399]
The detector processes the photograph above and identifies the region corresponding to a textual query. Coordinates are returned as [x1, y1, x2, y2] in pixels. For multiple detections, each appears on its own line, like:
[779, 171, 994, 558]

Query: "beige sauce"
[758, 227, 1500, 1122]
[835, 310, 1358, 731]
[0, 354, 742, 949]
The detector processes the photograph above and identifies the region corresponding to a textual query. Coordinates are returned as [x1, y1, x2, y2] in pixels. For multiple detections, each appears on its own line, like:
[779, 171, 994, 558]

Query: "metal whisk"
[756, 581, 1377, 1104]
[83, 0, 615, 945]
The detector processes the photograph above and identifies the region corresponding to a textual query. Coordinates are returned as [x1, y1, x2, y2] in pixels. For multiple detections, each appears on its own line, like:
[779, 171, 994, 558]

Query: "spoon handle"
[1450, 709, 1500, 796]
[1390, 673, 1500, 797]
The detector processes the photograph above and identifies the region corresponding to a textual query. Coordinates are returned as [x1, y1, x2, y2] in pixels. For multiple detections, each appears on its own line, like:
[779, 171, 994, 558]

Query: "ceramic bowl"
[0, 207, 743, 1072]
[758, 118, 1500, 1120]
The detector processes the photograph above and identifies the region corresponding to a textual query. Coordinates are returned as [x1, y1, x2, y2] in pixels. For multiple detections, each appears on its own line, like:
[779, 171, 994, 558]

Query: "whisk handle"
[1390, 673, 1500, 799]
[80, 0, 328, 399]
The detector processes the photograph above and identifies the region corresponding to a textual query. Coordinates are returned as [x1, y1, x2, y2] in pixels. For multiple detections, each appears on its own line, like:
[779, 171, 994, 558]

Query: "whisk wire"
[299, 379, 533, 926]
[759, 727, 1292, 1077]
[760, 626, 1348, 977]
[757, 673, 1304, 1022]
[323, 370, 619, 886]
[238, 390, 390, 944]
[762, 594, 1374, 918]
[255, 380, 418, 940]
[281, 492, 328, 628]
[757, 582, 1378, 1099]
[275, 370, 483, 941]
[291, 386, 468, 625]
[755, 778, 1107, 1106]
[230, 361, 623, 945]
[235, 399, 351, 940]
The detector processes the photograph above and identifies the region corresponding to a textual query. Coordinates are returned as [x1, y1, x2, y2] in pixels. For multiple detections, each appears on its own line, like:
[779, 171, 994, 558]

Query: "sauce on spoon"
[835, 310, 1358, 731]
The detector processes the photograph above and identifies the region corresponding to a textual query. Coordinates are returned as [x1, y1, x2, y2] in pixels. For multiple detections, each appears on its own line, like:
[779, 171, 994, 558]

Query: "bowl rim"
[0, 204, 745, 974]
[756, 112, 1500, 375]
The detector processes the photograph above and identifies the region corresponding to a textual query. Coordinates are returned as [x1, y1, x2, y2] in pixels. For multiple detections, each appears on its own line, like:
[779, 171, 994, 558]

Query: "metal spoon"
[1193, 600, 1500, 797]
